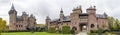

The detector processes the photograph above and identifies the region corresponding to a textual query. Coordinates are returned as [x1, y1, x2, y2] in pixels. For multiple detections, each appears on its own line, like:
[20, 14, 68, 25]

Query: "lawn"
[2, 32, 71, 35]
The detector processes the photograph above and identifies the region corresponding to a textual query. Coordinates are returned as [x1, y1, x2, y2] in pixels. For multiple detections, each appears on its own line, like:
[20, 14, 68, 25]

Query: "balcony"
[80, 19, 88, 23]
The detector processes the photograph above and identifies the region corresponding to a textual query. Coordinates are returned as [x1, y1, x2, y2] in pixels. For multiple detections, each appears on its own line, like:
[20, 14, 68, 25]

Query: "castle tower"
[60, 8, 64, 21]
[46, 16, 51, 29]
[28, 14, 36, 29]
[8, 4, 17, 30]
[22, 12, 28, 30]
[70, 5, 83, 32]
[86, 6, 97, 32]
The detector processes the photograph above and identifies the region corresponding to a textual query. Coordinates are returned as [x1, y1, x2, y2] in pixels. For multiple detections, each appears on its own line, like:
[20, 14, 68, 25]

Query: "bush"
[48, 27, 55, 33]
[62, 26, 70, 34]
[90, 30, 97, 33]
[97, 29, 104, 33]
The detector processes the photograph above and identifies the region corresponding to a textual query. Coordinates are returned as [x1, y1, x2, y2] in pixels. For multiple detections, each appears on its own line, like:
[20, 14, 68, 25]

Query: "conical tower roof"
[8, 4, 17, 14]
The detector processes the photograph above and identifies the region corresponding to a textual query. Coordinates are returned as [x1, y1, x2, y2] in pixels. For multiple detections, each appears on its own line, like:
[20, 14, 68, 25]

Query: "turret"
[22, 12, 28, 20]
[60, 8, 64, 21]
[72, 5, 82, 14]
[86, 6, 96, 14]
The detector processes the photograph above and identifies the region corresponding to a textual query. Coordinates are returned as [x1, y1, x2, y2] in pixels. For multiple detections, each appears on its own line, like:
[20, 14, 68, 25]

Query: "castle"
[45, 6, 109, 32]
[8, 4, 36, 31]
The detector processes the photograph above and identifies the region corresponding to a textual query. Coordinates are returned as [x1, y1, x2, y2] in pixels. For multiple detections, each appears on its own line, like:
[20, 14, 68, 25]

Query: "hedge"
[48, 27, 55, 33]
[62, 26, 70, 34]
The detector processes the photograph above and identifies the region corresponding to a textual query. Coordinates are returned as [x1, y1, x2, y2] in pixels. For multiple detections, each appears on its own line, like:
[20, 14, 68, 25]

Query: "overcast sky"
[0, 0, 120, 25]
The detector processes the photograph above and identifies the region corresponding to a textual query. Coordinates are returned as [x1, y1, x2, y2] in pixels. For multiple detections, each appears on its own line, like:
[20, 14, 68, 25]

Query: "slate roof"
[51, 13, 107, 22]
[63, 16, 70, 21]
[96, 14, 107, 19]
[51, 16, 70, 22]
[16, 16, 23, 21]
[51, 19, 59, 22]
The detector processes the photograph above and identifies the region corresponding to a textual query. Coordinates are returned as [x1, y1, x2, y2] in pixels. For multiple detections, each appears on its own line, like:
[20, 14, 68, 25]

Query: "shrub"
[48, 27, 55, 33]
[97, 29, 104, 33]
[62, 26, 70, 34]
[90, 30, 97, 33]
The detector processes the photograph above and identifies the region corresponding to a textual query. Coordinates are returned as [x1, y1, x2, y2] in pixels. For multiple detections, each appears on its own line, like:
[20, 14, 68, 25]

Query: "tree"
[112, 19, 120, 30]
[0, 18, 6, 35]
[108, 17, 115, 29]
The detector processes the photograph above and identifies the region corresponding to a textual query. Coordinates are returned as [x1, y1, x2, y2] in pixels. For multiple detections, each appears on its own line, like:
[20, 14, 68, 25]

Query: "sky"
[0, 0, 120, 25]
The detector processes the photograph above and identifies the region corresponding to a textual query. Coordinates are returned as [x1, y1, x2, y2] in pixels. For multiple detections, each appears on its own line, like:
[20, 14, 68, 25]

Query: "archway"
[72, 26, 77, 31]
[91, 24, 94, 28]
[79, 23, 87, 32]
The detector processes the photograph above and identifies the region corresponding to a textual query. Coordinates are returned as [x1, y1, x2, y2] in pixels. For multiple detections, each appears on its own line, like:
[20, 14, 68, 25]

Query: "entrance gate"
[79, 23, 87, 32]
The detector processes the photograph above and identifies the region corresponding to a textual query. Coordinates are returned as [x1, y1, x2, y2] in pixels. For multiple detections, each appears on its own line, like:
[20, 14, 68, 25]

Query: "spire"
[8, 3, 17, 14]
[60, 8, 63, 13]
[11, 4, 15, 10]
[104, 12, 107, 16]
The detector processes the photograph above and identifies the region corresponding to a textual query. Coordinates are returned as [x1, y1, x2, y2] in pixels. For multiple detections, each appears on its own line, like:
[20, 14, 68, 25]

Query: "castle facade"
[46, 6, 109, 32]
[9, 4, 36, 31]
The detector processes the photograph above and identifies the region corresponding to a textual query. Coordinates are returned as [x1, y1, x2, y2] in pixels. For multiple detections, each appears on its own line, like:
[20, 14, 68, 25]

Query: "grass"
[2, 32, 71, 35]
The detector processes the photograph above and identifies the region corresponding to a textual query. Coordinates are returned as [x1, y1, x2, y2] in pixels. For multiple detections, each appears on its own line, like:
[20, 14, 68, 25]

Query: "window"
[91, 24, 94, 28]
[16, 25, 18, 27]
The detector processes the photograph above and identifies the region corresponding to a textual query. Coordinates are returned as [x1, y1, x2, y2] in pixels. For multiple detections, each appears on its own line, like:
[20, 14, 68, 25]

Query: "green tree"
[108, 17, 115, 29]
[112, 19, 120, 30]
[0, 18, 6, 35]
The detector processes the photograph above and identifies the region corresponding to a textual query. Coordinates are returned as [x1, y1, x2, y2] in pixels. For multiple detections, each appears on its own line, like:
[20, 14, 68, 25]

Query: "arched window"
[91, 24, 94, 28]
